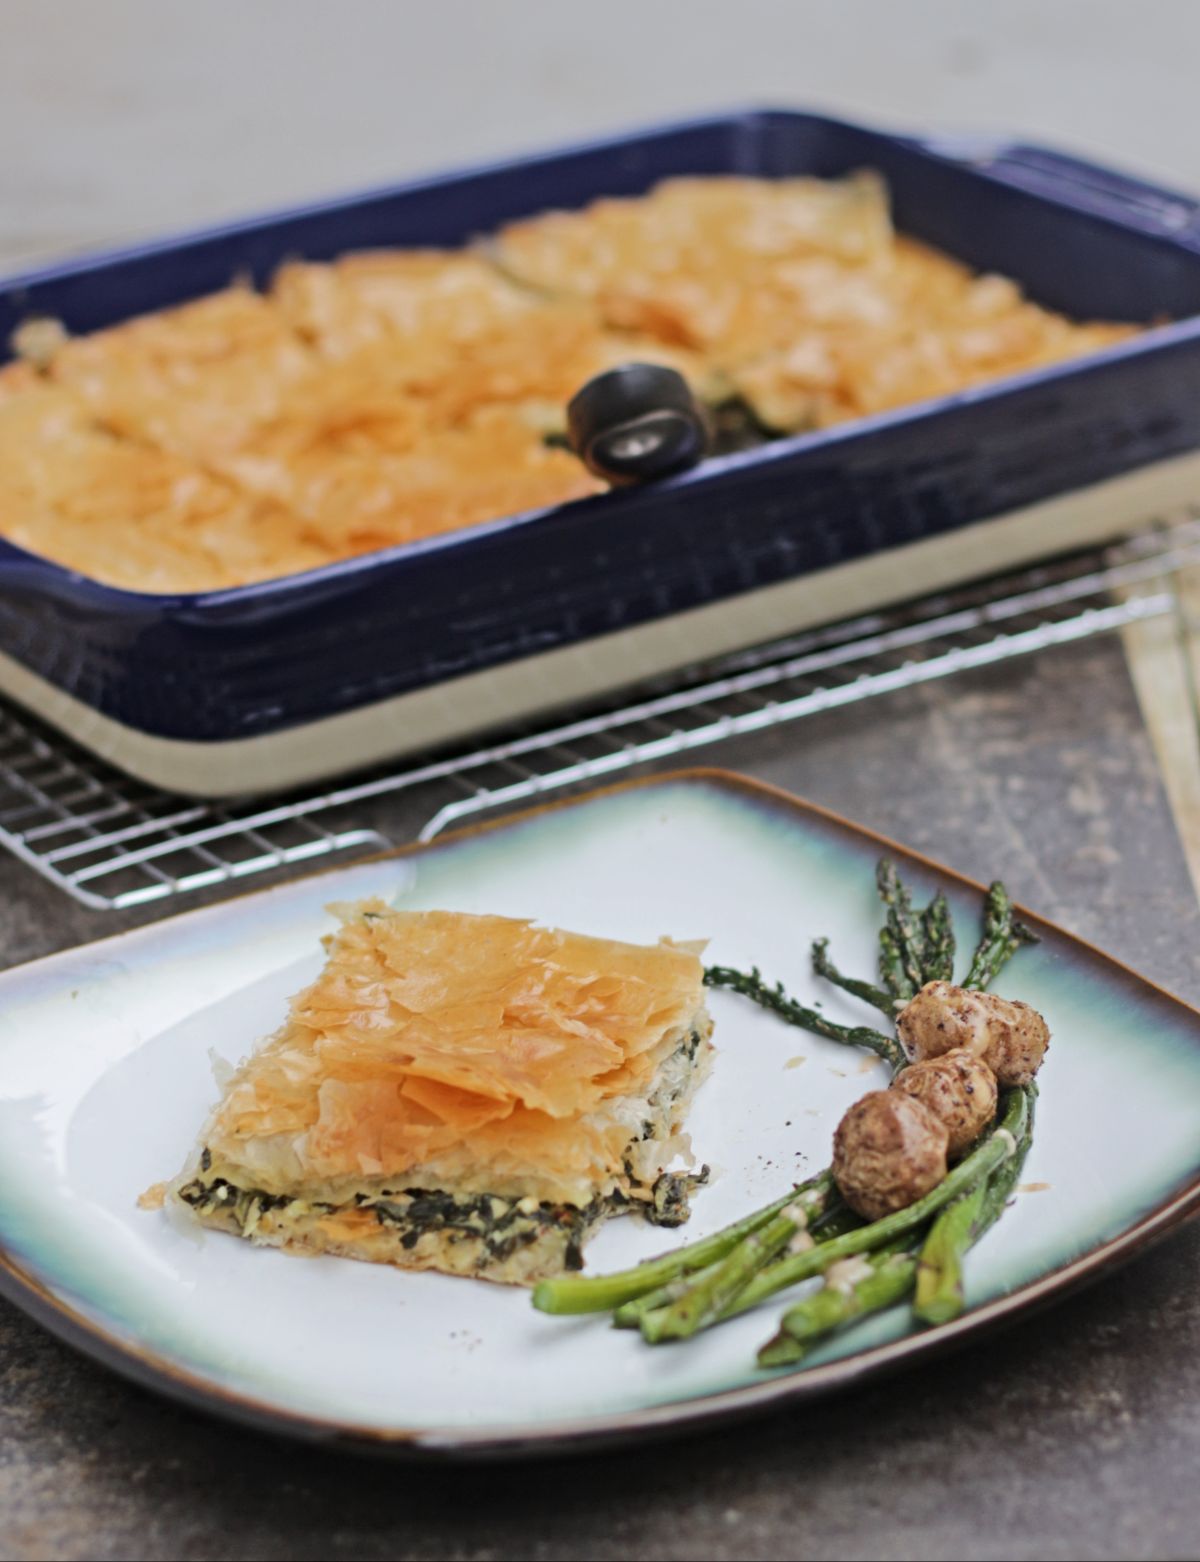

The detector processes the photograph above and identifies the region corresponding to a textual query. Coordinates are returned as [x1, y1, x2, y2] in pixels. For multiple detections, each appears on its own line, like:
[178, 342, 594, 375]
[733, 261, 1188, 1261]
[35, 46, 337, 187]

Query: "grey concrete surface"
[3, 636, 1200, 1562]
[4, 0, 1200, 273]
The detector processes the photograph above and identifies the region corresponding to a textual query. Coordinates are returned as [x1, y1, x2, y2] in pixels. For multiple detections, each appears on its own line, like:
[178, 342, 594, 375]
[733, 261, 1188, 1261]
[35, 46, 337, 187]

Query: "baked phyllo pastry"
[44, 286, 317, 465]
[207, 297, 713, 555]
[494, 175, 1135, 431]
[214, 403, 605, 557]
[493, 172, 894, 335]
[165, 904, 714, 1285]
[0, 380, 329, 591]
[2, 173, 1140, 593]
[271, 248, 539, 361]
[725, 237, 1137, 432]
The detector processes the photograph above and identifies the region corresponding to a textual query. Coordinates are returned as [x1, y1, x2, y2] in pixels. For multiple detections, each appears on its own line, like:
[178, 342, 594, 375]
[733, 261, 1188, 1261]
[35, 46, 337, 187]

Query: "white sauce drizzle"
[825, 1255, 874, 1295]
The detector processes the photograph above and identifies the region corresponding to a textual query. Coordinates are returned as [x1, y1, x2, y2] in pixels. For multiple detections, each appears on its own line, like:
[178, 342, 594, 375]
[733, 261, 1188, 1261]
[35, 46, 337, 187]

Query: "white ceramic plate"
[3, 770, 1200, 1457]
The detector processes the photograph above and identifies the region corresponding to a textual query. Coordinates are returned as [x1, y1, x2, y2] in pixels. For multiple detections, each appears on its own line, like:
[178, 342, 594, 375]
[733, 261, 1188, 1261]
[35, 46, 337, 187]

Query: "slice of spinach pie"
[162, 903, 714, 1285]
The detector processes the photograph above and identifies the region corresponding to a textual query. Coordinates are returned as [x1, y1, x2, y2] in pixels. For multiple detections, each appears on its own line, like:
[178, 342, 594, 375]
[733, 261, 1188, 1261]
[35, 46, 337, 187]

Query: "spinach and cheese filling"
[161, 906, 715, 1285]
[177, 1161, 708, 1277]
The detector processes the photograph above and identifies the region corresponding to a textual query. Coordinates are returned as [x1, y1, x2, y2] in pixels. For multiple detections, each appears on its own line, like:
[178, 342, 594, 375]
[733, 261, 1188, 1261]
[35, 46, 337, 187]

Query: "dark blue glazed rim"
[3, 107, 1200, 747]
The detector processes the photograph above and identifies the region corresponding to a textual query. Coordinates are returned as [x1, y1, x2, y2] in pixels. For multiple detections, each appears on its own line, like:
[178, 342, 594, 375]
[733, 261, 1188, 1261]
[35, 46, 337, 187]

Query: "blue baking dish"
[3, 108, 1200, 796]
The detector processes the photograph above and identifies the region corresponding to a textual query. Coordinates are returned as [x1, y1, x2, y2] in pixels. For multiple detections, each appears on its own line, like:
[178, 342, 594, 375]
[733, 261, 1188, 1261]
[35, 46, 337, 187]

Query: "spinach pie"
[161, 903, 714, 1285]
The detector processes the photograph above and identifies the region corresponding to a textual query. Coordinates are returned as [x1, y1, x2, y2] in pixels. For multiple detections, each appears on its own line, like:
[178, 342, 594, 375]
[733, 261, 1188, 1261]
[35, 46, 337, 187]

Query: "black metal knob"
[566, 363, 710, 485]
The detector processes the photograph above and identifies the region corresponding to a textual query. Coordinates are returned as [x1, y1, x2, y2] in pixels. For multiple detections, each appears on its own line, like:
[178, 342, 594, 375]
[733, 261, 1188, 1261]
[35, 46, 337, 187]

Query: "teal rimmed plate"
[3, 769, 1200, 1457]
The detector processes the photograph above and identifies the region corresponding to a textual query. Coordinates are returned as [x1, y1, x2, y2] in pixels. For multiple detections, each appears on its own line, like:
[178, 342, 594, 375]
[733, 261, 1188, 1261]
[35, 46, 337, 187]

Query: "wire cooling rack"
[1, 517, 1197, 912]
